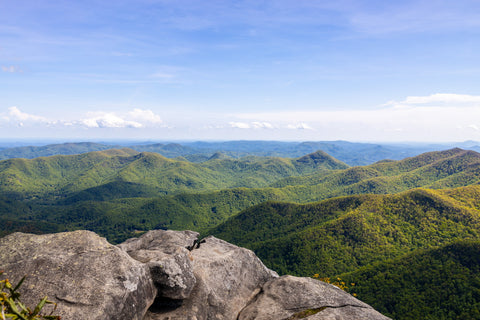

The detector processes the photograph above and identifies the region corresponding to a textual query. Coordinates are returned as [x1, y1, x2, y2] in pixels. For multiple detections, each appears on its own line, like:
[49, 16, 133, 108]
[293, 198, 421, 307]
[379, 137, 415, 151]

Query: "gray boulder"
[0, 230, 391, 320]
[118, 229, 198, 300]
[0, 230, 156, 320]
[145, 235, 278, 320]
[238, 275, 391, 320]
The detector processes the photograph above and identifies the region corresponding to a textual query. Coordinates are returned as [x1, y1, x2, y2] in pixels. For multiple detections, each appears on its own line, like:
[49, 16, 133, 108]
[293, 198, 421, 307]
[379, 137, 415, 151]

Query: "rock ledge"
[0, 230, 390, 320]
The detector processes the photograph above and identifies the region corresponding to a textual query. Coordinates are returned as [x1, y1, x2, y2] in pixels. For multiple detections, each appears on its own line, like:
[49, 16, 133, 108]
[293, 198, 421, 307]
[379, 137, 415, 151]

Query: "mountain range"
[2, 140, 480, 165]
[1, 143, 480, 319]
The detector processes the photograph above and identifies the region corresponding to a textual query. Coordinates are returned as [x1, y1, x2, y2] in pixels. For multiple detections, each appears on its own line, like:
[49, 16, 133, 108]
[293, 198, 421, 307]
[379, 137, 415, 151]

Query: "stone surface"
[304, 305, 393, 320]
[118, 230, 199, 300]
[145, 235, 279, 320]
[237, 275, 391, 320]
[0, 230, 156, 320]
[0, 230, 391, 320]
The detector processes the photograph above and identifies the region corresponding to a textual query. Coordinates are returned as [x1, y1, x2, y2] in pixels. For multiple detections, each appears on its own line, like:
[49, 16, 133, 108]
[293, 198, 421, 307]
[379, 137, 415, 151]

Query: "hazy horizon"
[0, 138, 478, 149]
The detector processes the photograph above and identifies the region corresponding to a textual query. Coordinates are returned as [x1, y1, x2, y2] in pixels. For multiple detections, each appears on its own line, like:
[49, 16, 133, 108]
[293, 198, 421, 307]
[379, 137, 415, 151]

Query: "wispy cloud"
[150, 72, 175, 79]
[80, 112, 143, 128]
[2, 107, 50, 126]
[228, 121, 276, 129]
[225, 93, 480, 141]
[79, 108, 164, 128]
[1, 107, 165, 130]
[2, 65, 23, 73]
[286, 123, 313, 130]
[127, 108, 163, 125]
[229, 122, 252, 129]
[387, 93, 480, 106]
[130, 1, 480, 37]
[348, 1, 480, 35]
[3, 93, 480, 142]
[468, 124, 479, 131]
[251, 121, 275, 129]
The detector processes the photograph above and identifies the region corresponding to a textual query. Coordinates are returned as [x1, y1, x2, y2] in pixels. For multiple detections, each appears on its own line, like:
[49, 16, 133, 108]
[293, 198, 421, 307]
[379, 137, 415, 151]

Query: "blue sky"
[2, 0, 480, 142]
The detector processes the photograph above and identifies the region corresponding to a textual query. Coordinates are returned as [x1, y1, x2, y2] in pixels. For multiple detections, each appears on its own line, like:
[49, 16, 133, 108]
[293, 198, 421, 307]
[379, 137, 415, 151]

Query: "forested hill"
[270, 148, 480, 200]
[341, 240, 480, 320]
[2, 148, 480, 244]
[210, 185, 480, 276]
[208, 185, 480, 319]
[0, 149, 348, 199]
[1, 147, 480, 319]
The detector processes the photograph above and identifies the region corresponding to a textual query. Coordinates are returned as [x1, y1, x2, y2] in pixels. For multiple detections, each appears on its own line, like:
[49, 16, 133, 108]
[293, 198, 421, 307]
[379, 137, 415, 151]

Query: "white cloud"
[251, 121, 275, 129]
[127, 108, 163, 125]
[468, 124, 479, 131]
[78, 108, 165, 129]
[388, 93, 480, 106]
[226, 93, 480, 141]
[1, 65, 22, 73]
[286, 123, 313, 130]
[229, 121, 276, 129]
[1, 107, 165, 130]
[80, 112, 143, 128]
[229, 122, 251, 129]
[5, 94, 480, 142]
[5, 107, 49, 124]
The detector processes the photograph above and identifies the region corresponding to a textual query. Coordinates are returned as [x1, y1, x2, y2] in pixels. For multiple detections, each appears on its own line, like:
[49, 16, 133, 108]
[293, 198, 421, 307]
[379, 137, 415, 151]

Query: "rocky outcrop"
[118, 230, 199, 300]
[0, 230, 156, 320]
[0, 230, 391, 320]
[238, 275, 391, 320]
[143, 235, 278, 320]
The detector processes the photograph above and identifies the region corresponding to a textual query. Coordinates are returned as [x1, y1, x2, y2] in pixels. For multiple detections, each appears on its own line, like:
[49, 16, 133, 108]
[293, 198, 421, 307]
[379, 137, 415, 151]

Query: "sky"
[2, 0, 480, 142]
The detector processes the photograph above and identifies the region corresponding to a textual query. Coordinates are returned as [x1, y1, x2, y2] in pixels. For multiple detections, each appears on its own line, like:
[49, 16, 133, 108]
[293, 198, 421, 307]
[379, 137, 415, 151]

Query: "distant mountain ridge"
[0, 142, 121, 160]
[2, 140, 480, 165]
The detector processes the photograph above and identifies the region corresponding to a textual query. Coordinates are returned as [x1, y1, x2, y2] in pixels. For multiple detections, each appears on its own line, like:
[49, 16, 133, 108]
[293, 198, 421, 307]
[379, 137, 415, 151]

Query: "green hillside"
[0, 148, 139, 197]
[23, 187, 292, 242]
[210, 185, 480, 276]
[2, 146, 480, 319]
[340, 240, 480, 320]
[270, 148, 480, 201]
[3, 148, 480, 246]
[0, 149, 349, 242]
[0, 149, 347, 199]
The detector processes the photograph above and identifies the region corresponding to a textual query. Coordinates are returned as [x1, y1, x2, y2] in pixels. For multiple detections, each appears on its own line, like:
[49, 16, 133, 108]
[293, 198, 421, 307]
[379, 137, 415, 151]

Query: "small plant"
[312, 274, 357, 297]
[0, 271, 60, 320]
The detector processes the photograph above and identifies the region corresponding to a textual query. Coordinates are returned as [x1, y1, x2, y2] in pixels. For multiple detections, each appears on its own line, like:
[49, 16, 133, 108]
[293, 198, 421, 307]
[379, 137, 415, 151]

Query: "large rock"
[0, 230, 156, 320]
[118, 230, 198, 300]
[145, 235, 278, 320]
[238, 275, 391, 320]
[0, 230, 391, 320]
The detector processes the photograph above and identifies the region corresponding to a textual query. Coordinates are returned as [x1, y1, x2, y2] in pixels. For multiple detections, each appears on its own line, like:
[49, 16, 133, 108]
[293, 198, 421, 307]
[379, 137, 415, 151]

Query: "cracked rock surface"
[145, 235, 278, 320]
[118, 230, 199, 300]
[238, 275, 391, 320]
[0, 230, 391, 320]
[0, 230, 156, 320]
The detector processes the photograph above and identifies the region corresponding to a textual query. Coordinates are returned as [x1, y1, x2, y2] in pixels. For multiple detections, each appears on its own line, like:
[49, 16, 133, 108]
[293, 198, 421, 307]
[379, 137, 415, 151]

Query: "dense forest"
[1, 142, 480, 319]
